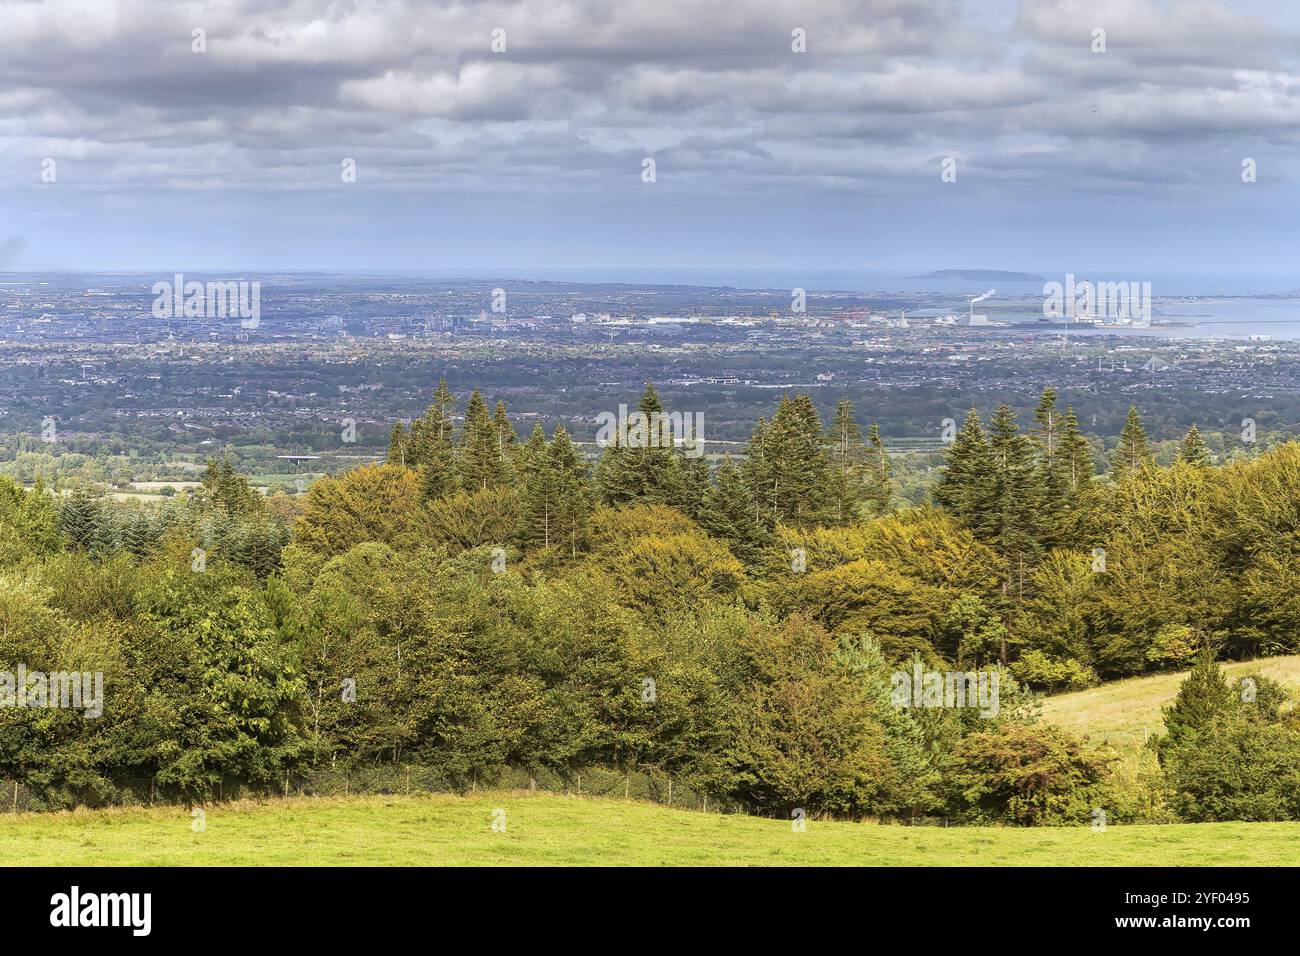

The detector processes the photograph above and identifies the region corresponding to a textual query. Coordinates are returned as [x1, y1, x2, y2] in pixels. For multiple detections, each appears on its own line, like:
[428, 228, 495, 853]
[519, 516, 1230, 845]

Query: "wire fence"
[0, 765, 744, 815]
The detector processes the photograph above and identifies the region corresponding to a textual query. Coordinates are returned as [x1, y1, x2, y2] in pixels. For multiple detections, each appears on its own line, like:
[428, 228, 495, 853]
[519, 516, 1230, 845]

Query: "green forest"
[0, 381, 1297, 824]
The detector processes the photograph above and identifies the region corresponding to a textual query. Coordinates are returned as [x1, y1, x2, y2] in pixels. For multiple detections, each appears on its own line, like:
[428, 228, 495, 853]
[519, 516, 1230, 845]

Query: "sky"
[3, 0, 1300, 276]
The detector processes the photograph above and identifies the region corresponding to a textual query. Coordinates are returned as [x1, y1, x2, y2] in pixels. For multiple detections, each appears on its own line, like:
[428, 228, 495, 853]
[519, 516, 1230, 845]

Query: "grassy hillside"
[1040, 655, 1300, 754]
[1, 792, 1298, 866]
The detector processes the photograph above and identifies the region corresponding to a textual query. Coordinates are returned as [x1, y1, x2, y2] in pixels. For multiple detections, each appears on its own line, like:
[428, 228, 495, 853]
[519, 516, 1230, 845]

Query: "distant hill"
[911, 269, 1046, 282]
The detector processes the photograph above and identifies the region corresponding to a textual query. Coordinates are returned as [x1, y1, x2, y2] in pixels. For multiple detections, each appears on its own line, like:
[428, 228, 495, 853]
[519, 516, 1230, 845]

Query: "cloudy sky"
[2, 0, 1299, 275]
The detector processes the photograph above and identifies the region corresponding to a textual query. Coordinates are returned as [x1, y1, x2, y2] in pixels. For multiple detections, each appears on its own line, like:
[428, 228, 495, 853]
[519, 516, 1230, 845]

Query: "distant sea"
[485, 268, 1300, 340]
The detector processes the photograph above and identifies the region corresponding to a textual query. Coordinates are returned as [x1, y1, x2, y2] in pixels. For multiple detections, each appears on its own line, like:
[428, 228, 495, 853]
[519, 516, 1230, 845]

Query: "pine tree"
[1177, 424, 1211, 467]
[699, 458, 768, 565]
[518, 425, 589, 555]
[1158, 648, 1235, 762]
[59, 488, 102, 552]
[1031, 388, 1068, 546]
[827, 399, 868, 525]
[986, 403, 1048, 604]
[1059, 406, 1094, 494]
[741, 395, 834, 529]
[492, 401, 518, 470]
[593, 382, 679, 507]
[933, 407, 994, 528]
[386, 422, 408, 468]
[457, 389, 507, 492]
[865, 423, 892, 517]
[548, 426, 590, 558]
[1112, 404, 1153, 479]
[418, 379, 457, 500]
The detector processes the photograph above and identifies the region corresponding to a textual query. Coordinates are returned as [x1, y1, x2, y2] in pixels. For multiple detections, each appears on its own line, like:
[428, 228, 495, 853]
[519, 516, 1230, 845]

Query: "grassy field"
[0, 791, 1298, 866]
[1041, 655, 1300, 754]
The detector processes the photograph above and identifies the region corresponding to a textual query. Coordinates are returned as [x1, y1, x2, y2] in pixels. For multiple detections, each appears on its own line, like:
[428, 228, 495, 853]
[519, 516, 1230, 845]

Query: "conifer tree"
[386, 422, 408, 468]
[122, 510, 160, 558]
[865, 423, 892, 517]
[933, 407, 994, 528]
[699, 458, 767, 565]
[1158, 648, 1235, 762]
[59, 488, 103, 552]
[593, 382, 678, 507]
[517, 423, 548, 481]
[548, 425, 590, 558]
[493, 401, 517, 462]
[518, 425, 589, 555]
[671, 454, 711, 521]
[1177, 424, 1211, 467]
[827, 399, 868, 525]
[457, 389, 507, 492]
[1059, 406, 1094, 494]
[988, 404, 1048, 598]
[1112, 404, 1153, 479]
[417, 379, 457, 500]
[1031, 388, 1068, 545]
[741, 395, 834, 529]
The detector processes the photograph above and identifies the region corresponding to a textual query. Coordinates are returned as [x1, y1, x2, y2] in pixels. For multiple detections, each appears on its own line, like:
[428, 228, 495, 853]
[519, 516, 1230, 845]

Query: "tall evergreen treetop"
[1177, 424, 1211, 468]
[1112, 404, 1154, 479]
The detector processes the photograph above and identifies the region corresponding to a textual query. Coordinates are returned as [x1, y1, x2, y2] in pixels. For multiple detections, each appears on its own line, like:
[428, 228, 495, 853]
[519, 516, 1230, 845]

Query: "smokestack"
[968, 289, 995, 322]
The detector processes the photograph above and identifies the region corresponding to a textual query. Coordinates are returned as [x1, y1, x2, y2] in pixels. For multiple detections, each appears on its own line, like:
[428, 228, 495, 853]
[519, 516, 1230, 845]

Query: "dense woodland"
[0, 380, 1297, 822]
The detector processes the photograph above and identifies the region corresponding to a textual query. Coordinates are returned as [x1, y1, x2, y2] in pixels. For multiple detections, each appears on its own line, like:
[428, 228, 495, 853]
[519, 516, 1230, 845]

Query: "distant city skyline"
[3, 0, 1300, 272]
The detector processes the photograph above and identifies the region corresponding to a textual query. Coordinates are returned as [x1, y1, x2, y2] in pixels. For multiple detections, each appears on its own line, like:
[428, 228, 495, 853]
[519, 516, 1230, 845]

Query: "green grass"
[1, 791, 1298, 866]
[1041, 655, 1300, 754]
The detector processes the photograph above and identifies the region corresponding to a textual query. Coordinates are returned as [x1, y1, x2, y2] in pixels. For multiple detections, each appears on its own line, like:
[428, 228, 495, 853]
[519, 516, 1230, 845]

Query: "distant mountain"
[910, 269, 1046, 282]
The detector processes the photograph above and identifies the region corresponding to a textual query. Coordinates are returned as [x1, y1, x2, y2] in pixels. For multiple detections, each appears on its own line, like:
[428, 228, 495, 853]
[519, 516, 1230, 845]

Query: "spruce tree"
[1112, 404, 1153, 479]
[517, 436, 559, 550]
[518, 425, 589, 555]
[986, 403, 1048, 602]
[386, 422, 408, 468]
[59, 488, 102, 552]
[418, 379, 457, 500]
[548, 425, 590, 558]
[741, 395, 834, 529]
[593, 382, 678, 507]
[1177, 424, 1211, 467]
[517, 423, 548, 480]
[933, 407, 994, 528]
[671, 454, 711, 521]
[1059, 406, 1094, 494]
[1158, 648, 1235, 762]
[864, 423, 892, 517]
[493, 401, 517, 466]
[1031, 388, 1068, 545]
[699, 458, 767, 565]
[827, 399, 868, 525]
[457, 389, 507, 492]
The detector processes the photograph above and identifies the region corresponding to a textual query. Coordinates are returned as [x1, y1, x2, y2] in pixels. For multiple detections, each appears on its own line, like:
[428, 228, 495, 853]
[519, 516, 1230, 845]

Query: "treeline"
[0, 380, 1296, 822]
